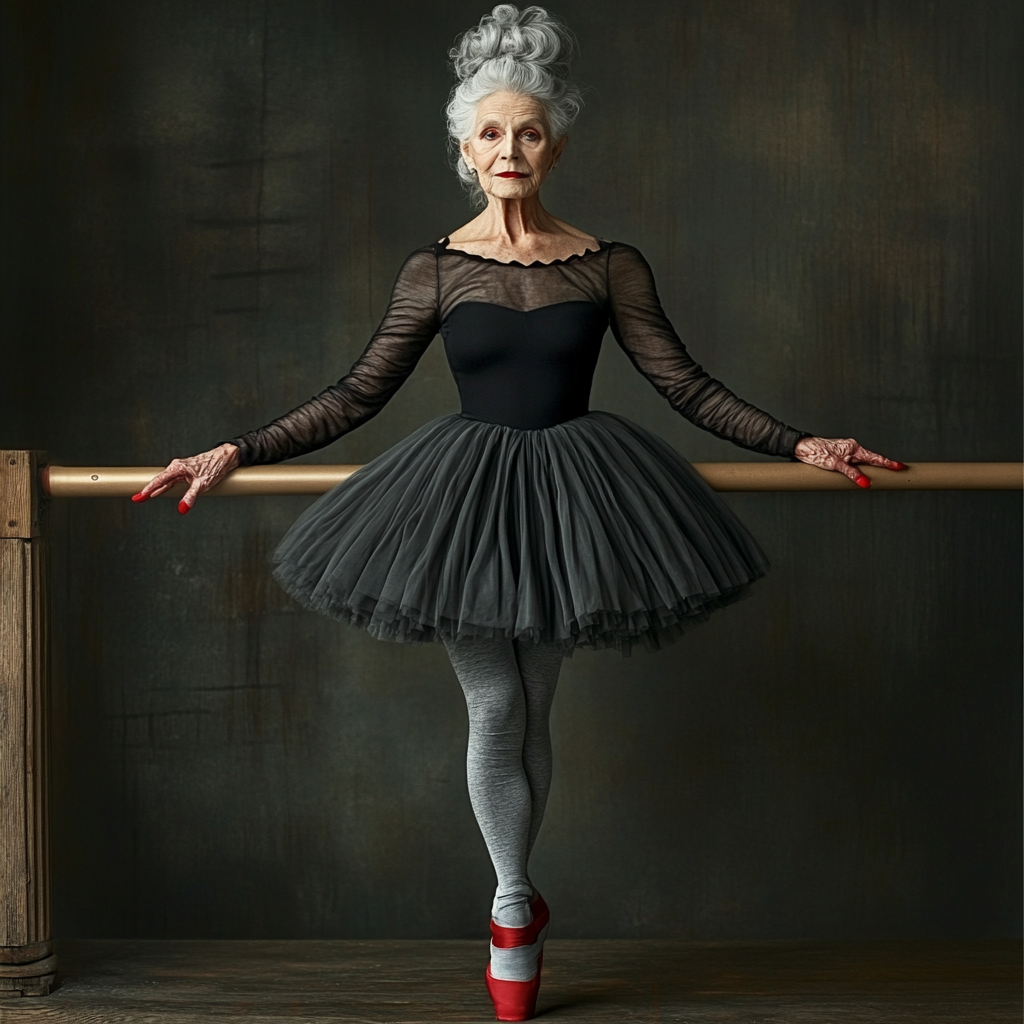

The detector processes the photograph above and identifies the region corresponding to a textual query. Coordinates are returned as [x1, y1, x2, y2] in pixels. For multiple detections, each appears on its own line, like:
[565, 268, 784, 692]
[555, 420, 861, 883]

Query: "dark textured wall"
[1, 0, 1020, 939]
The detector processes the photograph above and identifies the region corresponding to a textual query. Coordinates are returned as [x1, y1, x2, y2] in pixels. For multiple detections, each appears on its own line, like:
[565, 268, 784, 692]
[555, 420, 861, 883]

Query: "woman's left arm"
[607, 244, 904, 483]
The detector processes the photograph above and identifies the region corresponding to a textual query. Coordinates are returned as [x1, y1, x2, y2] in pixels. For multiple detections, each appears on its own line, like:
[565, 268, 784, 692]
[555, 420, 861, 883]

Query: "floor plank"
[0, 939, 1018, 1023]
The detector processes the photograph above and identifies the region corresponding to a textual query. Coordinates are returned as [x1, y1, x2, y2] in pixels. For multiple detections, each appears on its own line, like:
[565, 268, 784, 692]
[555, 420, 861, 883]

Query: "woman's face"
[461, 91, 566, 202]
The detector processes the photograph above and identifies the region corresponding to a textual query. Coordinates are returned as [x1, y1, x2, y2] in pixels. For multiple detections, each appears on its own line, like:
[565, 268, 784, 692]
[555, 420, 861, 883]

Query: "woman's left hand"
[793, 436, 906, 489]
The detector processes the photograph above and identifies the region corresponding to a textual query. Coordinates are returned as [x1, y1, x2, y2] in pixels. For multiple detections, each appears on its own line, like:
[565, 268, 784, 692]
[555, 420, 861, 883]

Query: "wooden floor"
[0, 939, 1018, 1023]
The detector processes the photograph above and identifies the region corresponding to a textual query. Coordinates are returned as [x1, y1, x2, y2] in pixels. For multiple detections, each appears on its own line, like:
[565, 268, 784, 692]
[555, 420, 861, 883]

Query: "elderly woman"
[136, 5, 903, 1020]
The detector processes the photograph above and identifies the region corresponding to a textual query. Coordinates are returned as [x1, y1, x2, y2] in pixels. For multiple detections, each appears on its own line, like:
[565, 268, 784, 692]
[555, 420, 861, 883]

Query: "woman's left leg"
[514, 638, 565, 867]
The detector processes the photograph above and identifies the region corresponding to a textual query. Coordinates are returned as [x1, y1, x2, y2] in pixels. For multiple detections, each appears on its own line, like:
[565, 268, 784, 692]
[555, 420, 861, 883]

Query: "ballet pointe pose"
[136, 6, 905, 1021]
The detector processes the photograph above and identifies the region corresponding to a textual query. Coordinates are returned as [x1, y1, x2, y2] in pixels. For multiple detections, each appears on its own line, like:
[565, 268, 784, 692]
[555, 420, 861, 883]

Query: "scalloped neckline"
[436, 236, 609, 267]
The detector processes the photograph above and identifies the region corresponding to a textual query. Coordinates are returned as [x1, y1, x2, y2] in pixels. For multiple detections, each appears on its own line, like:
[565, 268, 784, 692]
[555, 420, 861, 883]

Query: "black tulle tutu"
[271, 412, 770, 654]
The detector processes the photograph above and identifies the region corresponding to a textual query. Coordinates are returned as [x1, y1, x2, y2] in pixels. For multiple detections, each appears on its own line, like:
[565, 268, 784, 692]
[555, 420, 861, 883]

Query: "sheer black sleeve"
[230, 248, 440, 465]
[607, 243, 809, 458]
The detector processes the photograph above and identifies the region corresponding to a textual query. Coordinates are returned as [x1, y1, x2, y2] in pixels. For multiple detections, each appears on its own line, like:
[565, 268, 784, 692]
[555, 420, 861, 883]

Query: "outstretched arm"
[607, 244, 904, 480]
[134, 247, 440, 512]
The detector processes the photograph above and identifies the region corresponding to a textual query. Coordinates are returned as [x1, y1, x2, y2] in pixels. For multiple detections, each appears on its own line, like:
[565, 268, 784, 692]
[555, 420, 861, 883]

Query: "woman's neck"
[466, 195, 559, 246]
[447, 195, 595, 263]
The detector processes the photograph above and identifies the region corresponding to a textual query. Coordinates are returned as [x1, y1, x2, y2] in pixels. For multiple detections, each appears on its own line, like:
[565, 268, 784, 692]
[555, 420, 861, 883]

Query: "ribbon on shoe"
[486, 954, 544, 1022]
[490, 892, 550, 949]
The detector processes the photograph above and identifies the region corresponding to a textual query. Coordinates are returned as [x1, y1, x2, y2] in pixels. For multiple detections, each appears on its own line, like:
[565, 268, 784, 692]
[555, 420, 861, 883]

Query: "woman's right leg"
[444, 632, 557, 1010]
[443, 634, 534, 925]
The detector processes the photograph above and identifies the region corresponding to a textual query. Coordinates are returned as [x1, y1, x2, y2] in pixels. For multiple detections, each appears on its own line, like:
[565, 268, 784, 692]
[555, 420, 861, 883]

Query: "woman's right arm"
[134, 248, 440, 512]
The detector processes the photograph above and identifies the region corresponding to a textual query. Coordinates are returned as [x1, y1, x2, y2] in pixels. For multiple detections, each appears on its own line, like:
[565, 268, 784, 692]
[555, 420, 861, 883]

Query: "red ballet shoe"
[490, 892, 550, 948]
[485, 954, 543, 1022]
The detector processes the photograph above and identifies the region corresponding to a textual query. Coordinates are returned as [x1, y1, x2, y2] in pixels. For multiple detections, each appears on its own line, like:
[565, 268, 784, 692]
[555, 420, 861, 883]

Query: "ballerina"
[134, 6, 904, 1019]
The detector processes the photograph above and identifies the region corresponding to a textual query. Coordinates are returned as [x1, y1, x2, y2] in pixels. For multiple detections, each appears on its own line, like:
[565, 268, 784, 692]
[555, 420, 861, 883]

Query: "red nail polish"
[131, 492, 148, 503]
[856, 476, 871, 489]
[178, 501, 190, 515]
[892, 461, 907, 470]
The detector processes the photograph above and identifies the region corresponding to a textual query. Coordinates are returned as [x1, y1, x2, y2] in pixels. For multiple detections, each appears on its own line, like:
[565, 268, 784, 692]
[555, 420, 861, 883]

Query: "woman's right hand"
[131, 443, 241, 514]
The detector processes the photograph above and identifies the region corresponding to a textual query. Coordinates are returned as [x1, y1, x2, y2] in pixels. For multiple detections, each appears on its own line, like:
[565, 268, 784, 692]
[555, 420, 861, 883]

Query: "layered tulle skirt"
[272, 412, 769, 655]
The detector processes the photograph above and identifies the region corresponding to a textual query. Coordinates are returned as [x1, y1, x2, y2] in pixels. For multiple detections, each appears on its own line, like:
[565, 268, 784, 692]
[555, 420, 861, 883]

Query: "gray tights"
[443, 634, 564, 928]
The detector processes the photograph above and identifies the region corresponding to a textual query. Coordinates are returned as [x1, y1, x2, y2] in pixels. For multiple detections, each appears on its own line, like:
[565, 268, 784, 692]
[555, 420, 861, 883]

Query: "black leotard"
[231, 239, 807, 463]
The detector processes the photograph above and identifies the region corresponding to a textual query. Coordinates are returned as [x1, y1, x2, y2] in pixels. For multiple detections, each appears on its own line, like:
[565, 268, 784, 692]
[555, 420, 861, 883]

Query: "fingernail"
[892, 461, 907, 470]
[178, 501, 190, 515]
[131, 492, 148, 503]
[856, 476, 871, 489]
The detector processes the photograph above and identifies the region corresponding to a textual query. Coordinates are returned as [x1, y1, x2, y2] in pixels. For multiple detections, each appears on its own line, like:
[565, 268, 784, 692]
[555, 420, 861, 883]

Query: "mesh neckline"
[435, 236, 610, 268]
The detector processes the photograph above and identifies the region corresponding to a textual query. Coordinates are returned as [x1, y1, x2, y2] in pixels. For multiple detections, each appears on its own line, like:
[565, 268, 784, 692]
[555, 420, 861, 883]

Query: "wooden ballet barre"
[41, 461, 1024, 496]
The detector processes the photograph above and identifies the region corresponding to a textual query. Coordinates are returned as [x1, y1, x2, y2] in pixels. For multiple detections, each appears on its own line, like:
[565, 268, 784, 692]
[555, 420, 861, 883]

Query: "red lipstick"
[495, 172, 528, 178]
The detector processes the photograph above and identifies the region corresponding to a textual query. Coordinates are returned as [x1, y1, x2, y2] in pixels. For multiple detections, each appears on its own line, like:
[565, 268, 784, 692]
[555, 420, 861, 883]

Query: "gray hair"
[446, 5, 582, 203]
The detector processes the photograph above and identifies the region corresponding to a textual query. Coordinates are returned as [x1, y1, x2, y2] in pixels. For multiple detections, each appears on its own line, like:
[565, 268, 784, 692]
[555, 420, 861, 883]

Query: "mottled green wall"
[1, 0, 1020, 938]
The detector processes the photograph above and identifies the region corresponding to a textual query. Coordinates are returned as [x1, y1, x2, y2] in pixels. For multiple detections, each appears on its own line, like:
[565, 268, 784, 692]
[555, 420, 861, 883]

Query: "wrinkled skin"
[132, 442, 239, 513]
[451, 91, 593, 264]
[793, 436, 904, 488]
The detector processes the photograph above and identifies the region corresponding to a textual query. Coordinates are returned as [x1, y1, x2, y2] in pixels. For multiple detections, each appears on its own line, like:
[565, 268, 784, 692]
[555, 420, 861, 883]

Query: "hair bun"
[450, 5, 577, 84]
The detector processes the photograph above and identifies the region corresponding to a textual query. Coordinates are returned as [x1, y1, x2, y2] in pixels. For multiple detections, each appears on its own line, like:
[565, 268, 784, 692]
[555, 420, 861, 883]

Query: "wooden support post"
[0, 451, 56, 997]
